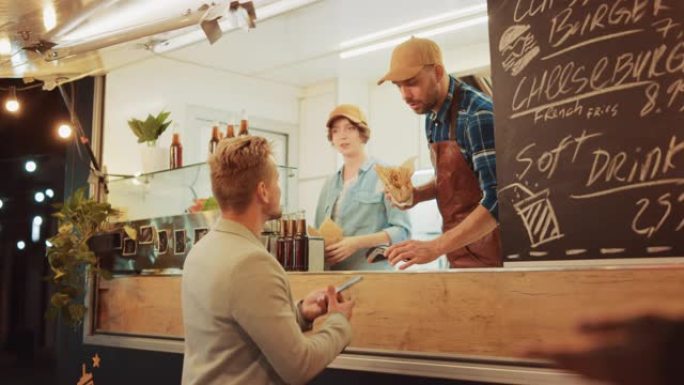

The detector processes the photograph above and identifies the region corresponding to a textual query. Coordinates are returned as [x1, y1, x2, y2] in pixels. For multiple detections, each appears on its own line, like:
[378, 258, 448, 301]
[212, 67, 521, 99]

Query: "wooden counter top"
[95, 265, 684, 357]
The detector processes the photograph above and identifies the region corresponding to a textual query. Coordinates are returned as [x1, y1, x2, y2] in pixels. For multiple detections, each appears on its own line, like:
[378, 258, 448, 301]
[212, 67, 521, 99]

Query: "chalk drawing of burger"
[499, 24, 540, 76]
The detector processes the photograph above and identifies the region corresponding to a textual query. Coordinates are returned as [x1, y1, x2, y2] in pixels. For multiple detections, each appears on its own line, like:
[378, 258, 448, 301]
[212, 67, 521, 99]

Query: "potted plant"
[128, 110, 172, 173]
[46, 188, 124, 327]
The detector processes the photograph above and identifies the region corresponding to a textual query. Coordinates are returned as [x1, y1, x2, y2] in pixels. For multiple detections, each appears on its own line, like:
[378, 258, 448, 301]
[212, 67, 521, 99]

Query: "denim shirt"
[315, 158, 411, 271]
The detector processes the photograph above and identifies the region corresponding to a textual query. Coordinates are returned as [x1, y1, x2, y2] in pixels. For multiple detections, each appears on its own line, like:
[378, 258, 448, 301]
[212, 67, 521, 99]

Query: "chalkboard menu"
[487, 0, 683, 262]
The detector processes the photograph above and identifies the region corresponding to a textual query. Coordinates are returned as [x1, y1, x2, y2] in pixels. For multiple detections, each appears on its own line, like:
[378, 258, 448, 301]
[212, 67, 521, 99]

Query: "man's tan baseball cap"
[326, 104, 368, 128]
[377, 37, 443, 85]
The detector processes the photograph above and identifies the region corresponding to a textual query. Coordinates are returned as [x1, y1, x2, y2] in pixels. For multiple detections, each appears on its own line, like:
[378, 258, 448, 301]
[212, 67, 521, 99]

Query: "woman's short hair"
[326, 104, 371, 144]
[327, 117, 371, 144]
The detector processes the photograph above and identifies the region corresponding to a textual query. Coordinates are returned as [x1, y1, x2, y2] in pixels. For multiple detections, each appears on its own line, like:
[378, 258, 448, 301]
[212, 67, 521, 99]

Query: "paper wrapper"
[307, 218, 343, 245]
[375, 157, 416, 204]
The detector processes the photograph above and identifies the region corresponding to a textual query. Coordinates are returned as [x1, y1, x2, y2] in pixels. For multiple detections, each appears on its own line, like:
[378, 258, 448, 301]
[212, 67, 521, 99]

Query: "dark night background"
[0, 78, 71, 383]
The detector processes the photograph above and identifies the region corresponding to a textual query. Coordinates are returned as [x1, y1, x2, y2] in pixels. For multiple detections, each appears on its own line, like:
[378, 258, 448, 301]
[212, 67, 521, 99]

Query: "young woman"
[315, 104, 411, 270]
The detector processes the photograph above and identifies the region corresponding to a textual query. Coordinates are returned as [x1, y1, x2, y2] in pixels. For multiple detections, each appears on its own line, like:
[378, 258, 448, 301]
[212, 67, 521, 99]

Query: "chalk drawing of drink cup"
[514, 189, 563, 247]
[507, 185, 564, 248]
[499, 24, 540, 77]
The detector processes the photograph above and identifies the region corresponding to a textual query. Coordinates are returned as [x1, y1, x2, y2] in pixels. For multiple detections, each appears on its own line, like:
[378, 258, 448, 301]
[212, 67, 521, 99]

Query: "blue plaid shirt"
[425, 75, 498, 220]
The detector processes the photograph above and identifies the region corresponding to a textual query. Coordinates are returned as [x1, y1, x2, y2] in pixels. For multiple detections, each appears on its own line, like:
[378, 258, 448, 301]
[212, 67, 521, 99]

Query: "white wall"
[103, 56, 302, 220]
[367, 84, 425, 167]
[103, 56, 301, 174]
[297, 81, 337, 225]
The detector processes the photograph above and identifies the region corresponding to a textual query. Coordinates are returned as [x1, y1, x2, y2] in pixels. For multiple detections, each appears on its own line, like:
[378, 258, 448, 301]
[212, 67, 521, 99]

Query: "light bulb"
[58, 123, 72, 139]
[5, 99, 19, 112]
[17, 240, 26, 250]
[25, 160, 37, 173]
[45, 188, 55, 198]
[5, 86, 19, 112]
[34, 192, 45, 202]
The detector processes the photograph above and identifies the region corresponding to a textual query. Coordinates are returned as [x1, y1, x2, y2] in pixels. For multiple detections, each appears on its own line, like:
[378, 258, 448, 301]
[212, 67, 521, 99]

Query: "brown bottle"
[238, 110, 249, 136]
[276, 217, 289, 270]
[209, 125, 220, 154]
[293, 213, 308, 271]
[170, 133, 183, 169]
[226, 122, 235, 138]
[284, 216, 295, 271]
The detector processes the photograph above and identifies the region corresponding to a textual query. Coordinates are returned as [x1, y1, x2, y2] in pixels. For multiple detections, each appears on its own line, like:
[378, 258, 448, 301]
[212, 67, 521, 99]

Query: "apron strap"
[447, 83, 460, 142]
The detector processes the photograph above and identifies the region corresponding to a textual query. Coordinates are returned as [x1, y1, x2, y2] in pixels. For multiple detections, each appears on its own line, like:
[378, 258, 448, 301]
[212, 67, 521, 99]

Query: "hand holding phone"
[325, 285, 355, 320]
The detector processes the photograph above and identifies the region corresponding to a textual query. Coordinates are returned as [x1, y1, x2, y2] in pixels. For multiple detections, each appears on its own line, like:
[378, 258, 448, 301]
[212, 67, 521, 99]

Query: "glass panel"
[107, 162, 297, 221]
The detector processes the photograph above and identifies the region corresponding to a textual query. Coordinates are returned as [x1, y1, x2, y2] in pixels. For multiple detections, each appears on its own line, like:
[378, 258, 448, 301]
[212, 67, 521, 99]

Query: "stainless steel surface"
[91, 210, 324, 274]
[0, 0, 105, 79]
[82, 333, 589, 384]
[329, 353, 587, 385]
[308, 236, 324, 271]
[91, 75, 106, 201]
[91, 211, 220, 274]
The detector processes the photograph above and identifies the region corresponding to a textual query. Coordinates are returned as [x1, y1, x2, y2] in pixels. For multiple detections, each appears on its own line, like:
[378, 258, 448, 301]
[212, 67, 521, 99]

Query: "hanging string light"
[1, 81, 45, 114]
[5, 86, 19, 112]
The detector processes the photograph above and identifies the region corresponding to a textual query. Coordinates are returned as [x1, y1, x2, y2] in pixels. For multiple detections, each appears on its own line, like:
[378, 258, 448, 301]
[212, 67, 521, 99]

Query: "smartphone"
[335, 276, 363, 293]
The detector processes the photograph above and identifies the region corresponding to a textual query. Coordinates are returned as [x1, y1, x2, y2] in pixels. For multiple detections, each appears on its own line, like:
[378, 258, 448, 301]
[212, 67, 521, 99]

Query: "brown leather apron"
[430, 92, 502, 268]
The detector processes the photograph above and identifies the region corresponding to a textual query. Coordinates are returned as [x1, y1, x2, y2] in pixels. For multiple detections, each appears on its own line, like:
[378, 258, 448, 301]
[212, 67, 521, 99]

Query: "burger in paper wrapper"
[375, 157, 416, 205]
[307, 218, 343, 245]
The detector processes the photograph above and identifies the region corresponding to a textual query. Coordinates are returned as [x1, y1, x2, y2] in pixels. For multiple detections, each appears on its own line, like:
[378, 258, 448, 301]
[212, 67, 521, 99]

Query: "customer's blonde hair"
[209, 136, 274, 213]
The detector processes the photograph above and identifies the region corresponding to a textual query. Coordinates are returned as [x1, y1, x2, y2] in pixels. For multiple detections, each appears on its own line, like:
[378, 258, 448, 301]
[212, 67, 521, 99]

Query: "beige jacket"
[181, 218, 352, 385]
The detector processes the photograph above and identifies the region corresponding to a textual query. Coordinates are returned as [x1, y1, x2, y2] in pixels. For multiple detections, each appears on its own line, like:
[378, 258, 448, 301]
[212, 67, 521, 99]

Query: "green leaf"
[66, 304, 86, 327]
[67, 303, 86, 319]
[58, 223, 73, 235]
[158, 122, 171, 137]
[127, 110, 173, 142]
[44, 186, 118, 325]
[50, 293, 71, 307]
[156, 111, 171, 125]
[202, 196, 219, 211]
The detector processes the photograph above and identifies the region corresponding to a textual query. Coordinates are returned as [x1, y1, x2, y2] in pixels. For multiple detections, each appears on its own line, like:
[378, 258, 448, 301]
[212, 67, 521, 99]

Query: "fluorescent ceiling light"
[10, 51, 29, 76]
[43, 3, 57, 32]
[257, 0, 319, 19]
[154, 0, 321, 54]
[0, 37, 11, 55]
[153, 25, 229, 54]
[56, 0, 196, 43]
[48, 12, 204, 60]
[340, 16, 488, 59]
[339, 4, 486, 49]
